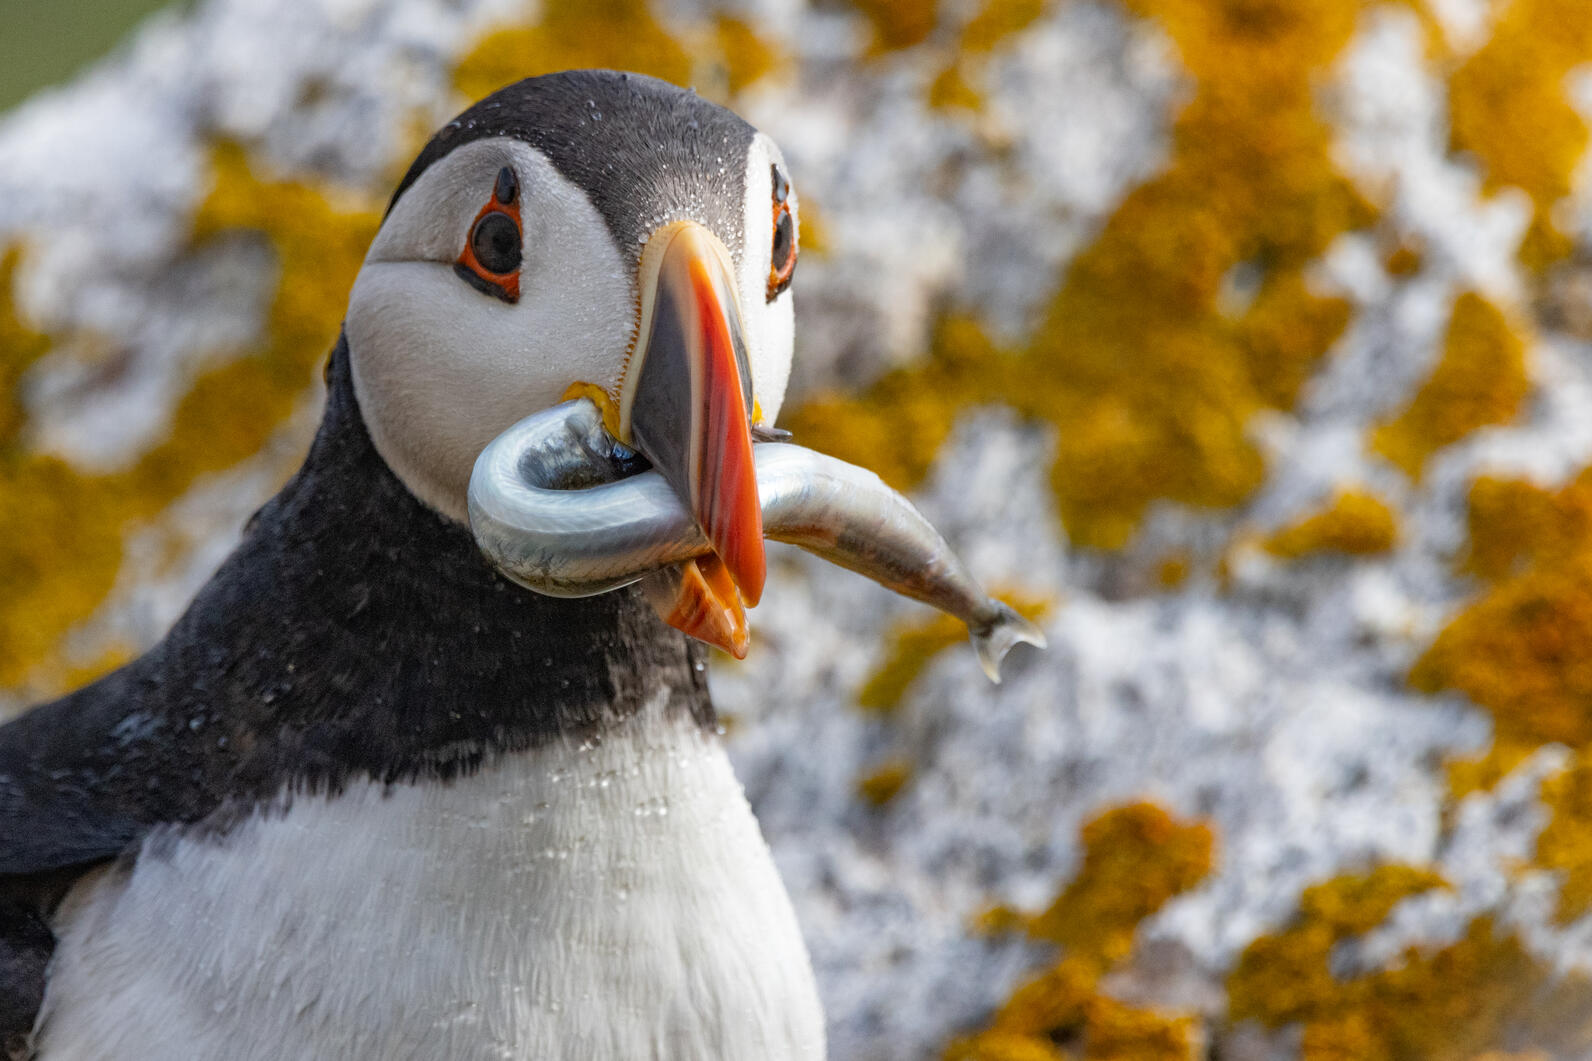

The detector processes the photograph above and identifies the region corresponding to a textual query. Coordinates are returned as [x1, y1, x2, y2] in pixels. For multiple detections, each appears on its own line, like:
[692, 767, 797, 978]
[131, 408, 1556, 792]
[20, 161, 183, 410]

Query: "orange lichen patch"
[944, 1028, 1069, 1061]
[1461, 471, 1592, 582]
[1156, 551, 1191, 589]
[857, 758, 912, 805]
[793, 198, 829, 258]
[1264, 489, 1398, 559]
[1461, 476, 1561, 581]
[1228, 865, 1447, 1027]
[0, 457, 127, 691]
[1410, 552, 1592, 749]
[1445, 740, 1538, 801]
[144, 142, 378, 493]
[856, 613, 972, 712]
[929, 0, 1049, 112]
[1230, 892, 1592, 1060]
[790, 0, 1371, 549]
[1447, 0, 1592, 271]
[0, 143, 377, 693]
[949, 803, 1213, 1061]
[0, 247, 51, 446]
[856, 592, 1051, 712]
[454, 0, 693, 102]
[783, 315, 1012, 494]
[712, 15, 780, 95]
[1234, 269, 1355, 411]
[1536, 756, 1592, 923]
[929, 62, 984, 112]
[1421, 461, 1592, 780]
[1027, 802, 1216, 968]
[1372, 292, 1530, 480]
[850, 0, 941, 53]
[1383, 241, 1424, 278]
[949, 962, 1197, 1061]
[960, 0, 1048, 53]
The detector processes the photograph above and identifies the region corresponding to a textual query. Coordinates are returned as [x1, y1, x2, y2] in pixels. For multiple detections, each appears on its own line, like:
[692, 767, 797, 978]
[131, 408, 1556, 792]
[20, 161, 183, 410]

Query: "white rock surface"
[4, 0, 1592, 1057]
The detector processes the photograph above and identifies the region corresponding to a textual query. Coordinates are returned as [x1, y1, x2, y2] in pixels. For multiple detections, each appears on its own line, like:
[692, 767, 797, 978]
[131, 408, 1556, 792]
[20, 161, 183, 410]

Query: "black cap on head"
[390, 70, 759, 262]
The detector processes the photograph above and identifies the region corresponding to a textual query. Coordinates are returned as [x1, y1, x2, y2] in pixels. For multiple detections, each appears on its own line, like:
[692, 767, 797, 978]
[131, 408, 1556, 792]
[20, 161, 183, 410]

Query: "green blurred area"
[0, 0, 180, 112]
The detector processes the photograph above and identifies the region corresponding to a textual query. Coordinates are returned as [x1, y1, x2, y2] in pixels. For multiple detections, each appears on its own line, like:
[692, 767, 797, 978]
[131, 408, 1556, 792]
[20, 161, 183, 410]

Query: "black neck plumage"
[217, 335, 713, 778]
[1, 335, 711, 875]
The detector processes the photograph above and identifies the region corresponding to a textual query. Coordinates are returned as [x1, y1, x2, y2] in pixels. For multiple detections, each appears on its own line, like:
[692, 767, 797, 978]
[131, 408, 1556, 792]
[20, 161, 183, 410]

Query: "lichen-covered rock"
[7, 0, 1592, 1057]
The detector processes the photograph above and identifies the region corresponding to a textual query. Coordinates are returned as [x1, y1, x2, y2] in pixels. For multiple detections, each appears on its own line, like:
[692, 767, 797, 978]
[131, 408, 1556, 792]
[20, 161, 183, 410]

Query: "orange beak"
[619, 221, 766, 652]
[640, 556, 751, 660]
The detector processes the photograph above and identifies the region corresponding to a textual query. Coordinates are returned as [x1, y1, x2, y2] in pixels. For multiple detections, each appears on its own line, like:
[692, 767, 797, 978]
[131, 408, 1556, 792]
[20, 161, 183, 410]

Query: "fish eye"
[454, 166, 523, 303]
[767, 164, 797, 302]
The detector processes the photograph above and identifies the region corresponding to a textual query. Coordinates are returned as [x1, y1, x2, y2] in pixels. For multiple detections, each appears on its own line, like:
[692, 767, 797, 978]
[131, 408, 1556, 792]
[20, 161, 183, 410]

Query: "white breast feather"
[36, 702, 825, 1060]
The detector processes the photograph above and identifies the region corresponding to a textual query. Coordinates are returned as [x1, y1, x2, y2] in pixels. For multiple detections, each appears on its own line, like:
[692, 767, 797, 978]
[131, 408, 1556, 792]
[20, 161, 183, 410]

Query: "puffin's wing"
[0, 654, 218, 1053]
[0, 899, 54, 1056]
[0, 664, 180, 880]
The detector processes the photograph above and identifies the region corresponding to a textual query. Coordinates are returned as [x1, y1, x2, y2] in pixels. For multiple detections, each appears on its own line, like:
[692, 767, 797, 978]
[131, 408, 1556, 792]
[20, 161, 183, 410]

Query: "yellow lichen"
[1156, 551, 1191, 589]
[793, 198, 830, 257]
[949, 802, 1213, 1061]
[790, 0, 1371, 549]
[1445, 739, 1538, 802]
[850, 0, 942, 54]
[1027, 802, 1216, 968]
[1422, 464, 1592, 813]
[783, 315, 1010, 495]
[164, 143, 378, 485]
[930, 0, 1049, 112]
[0, 455, 125, 690]
[1410, 552, 1592, 749]
[454, 0, 694, 102]
[953, 964, 1198, 1061]
[928, 62, 984, 112]
[453, 2, 789, 116]
[1536, 756, 1592, 923]
[944, 1028, 1069, 1061]
[712, 15, 780, 95]
[0, 143, 377, 693]
[0, 247, 50, 446]
[1447, 0, 1592, 271]
[1231, 885, 1592, 1061]
[857, 759, 912, 805]
[1461, 471, 1592, 582]
[960, 0, 1048, 54]
[1461, 476, 1561, 582]
[856, 592, 1051, 712]
[1383, 241, 1424, 278]
[1229, 865, 1445, 1027]
[1264, 488, 1398, 559]
[1372, 292, 1530, 480]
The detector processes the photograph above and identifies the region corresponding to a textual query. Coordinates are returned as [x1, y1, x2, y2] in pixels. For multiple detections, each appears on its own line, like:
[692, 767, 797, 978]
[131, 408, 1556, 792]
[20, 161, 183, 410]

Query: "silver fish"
[468, 399, 1046, 681]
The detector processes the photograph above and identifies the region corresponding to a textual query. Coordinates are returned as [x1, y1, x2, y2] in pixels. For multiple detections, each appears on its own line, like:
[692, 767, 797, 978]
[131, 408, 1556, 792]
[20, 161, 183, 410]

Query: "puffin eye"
[455, 166, 523, 303]
[472, 213, 521, 274]
[766, 165, 797, 302]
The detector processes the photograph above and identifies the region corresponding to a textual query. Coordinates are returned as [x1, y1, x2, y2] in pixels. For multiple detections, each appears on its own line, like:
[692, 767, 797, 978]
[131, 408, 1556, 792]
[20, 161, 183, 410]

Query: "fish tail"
[969, 601, 1047, 684]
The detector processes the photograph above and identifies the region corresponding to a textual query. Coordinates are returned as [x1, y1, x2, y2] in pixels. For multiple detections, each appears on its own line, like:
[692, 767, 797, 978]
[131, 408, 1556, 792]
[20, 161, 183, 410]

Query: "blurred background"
[4, 0, 1592, 1057]
[0, 0, 183, 111]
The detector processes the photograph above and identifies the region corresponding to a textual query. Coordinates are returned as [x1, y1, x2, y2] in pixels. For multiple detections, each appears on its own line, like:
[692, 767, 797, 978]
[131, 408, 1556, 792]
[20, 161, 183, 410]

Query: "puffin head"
[345, 70, 797, 614]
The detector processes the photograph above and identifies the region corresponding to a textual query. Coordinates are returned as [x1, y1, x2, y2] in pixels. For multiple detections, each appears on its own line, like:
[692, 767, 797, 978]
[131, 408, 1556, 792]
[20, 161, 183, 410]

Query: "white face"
[346, 135, 797, 522]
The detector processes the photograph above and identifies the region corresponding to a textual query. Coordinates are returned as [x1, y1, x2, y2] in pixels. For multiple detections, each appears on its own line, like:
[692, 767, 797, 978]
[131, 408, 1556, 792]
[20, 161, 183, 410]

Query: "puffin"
[0, 70, 825, 1059]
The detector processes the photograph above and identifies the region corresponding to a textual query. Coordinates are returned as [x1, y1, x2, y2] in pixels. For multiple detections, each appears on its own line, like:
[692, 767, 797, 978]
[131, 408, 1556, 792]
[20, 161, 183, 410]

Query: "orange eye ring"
[455, 166, 523, 303]
[766, 164, 797, 302]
